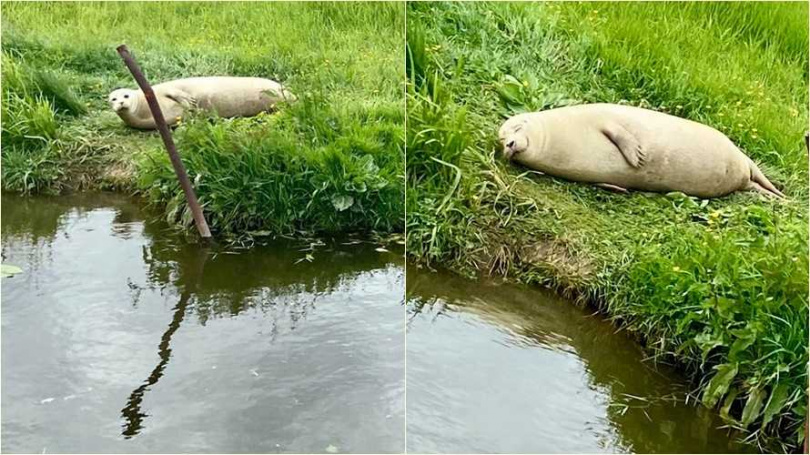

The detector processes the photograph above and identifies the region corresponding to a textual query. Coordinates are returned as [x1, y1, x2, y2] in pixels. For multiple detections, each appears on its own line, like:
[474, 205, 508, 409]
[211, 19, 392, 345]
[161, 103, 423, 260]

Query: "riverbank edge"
[405, 226, 803, 453]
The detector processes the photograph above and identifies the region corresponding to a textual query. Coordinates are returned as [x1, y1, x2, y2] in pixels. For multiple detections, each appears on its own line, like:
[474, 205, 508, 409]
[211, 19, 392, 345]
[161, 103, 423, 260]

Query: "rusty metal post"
[116, 45, 211, 239]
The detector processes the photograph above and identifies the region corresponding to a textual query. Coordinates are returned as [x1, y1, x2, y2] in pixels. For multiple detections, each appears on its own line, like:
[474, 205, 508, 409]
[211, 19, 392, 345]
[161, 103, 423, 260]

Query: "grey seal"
[498, 103, 784, 198]
[108, 76, 295, 130]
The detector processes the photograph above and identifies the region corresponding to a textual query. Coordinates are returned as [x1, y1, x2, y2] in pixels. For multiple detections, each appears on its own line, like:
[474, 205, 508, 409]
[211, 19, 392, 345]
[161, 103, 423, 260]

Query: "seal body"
[108, 77, 295, 130]
[498, 103, 783, 198]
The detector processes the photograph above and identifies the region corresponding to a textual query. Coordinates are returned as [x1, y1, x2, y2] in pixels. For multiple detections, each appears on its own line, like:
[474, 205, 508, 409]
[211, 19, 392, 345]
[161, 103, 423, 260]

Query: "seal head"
[498, 115, 532, 160]
[108, 88, 140, 114]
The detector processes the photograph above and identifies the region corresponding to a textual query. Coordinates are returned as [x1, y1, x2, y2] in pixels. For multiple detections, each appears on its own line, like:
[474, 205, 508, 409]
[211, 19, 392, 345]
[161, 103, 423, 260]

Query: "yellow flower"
[672, 266, 681, 272]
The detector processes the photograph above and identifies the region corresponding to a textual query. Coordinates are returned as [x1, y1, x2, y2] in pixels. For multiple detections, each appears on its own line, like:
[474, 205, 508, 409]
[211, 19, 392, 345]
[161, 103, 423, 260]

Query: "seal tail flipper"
[748, 159, 785, 198]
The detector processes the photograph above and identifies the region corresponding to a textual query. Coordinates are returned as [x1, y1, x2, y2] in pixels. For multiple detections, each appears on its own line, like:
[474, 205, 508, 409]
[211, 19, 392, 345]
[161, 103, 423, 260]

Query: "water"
[406, 266, 756, 454]
[1, 193, 404, 453]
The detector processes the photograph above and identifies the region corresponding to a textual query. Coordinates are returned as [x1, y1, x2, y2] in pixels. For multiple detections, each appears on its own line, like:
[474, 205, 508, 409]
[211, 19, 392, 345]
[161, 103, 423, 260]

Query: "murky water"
[1, 194, 404, 454]
[406, 266, 756, 454]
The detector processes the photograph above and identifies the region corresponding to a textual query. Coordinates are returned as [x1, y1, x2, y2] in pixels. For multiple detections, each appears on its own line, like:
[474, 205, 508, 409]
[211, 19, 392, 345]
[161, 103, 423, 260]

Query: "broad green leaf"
[702, 363, 738, 408]
[331, 194, 354, 212]
[1, 264, 23, 278]
[496, 75, 523, 105]
[720, 387, 740, 422]
[728, 326, 756, 362]
[741, 387, 766, 426]
[761, 383, 789, 428]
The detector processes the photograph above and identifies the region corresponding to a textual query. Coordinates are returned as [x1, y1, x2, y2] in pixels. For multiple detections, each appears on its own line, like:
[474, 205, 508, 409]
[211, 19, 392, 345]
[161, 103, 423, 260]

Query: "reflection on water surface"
[2, 193, 404, 454]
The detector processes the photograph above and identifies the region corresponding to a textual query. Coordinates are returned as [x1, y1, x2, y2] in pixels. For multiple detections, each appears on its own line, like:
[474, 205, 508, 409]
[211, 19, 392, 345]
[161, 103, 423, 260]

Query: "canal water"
[406, 266, 756, 454]
[1, 193, 405, 453]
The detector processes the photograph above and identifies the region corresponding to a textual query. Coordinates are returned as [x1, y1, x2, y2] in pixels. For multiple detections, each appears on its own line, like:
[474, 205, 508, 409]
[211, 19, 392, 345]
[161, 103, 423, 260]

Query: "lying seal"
[108, 77, 295, 130]
[498, 103, 784, 198]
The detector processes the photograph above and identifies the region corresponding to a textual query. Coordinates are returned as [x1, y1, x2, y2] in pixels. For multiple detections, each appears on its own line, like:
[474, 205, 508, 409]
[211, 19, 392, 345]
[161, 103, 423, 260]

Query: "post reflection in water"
[121, 247, 209, 438]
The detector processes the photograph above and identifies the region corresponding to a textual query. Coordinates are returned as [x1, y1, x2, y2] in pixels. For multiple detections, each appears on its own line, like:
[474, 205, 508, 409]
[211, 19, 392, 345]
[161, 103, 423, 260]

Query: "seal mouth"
[504, 146, 516, 160]
[504, 137, 528, 160]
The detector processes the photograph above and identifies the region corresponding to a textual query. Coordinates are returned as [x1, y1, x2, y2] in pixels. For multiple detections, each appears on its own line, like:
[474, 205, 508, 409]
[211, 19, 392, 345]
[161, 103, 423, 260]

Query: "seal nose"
[504, 140, 516, 159]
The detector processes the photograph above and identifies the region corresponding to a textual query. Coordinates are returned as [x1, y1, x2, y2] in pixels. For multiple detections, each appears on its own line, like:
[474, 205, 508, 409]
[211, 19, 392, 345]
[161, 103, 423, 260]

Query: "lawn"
[406, 2, 808, 451]
[1, 1, 405, 237]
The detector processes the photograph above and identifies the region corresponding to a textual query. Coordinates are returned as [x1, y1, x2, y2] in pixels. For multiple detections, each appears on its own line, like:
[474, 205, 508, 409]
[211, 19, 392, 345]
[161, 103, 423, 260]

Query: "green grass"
[406, 2, 808, 451]
[1, 1, 405, 236]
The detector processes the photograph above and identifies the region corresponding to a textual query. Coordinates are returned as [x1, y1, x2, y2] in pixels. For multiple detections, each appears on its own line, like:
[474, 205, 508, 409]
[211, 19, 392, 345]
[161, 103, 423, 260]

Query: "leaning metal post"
[116, 44, 212, 239]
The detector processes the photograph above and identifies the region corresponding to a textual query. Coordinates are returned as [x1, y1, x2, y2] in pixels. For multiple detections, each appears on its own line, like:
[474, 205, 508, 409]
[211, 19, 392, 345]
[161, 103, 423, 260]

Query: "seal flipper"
[601, 122, 647, 168]
[595, 183, 629, 193]
[163, 89, 198, 110]
[747, 159, 785, 198]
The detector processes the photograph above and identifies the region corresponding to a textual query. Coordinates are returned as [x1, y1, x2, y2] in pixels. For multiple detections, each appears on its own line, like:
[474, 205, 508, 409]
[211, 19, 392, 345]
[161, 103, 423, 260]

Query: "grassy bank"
[2, 2, 404, 237]
[406, 2, 808, 451]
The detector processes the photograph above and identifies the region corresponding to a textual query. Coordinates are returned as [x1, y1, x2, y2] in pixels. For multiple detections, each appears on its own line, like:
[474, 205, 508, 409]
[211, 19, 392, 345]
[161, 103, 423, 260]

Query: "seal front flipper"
[600, 122, 647, 168]
[163, 89, 198, 110]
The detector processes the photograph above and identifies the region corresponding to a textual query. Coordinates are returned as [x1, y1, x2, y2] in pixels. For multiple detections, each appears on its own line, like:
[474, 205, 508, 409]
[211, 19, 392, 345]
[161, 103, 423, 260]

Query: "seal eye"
[124, 94, 129, 99]
[112, 98, 117, 101]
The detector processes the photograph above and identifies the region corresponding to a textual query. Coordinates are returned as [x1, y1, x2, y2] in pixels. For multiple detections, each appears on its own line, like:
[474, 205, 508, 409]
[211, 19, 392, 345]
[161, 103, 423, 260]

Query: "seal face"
[108, 88, 139, 114]
[498, 116, 531, 160]
[498, 103, 784, 198]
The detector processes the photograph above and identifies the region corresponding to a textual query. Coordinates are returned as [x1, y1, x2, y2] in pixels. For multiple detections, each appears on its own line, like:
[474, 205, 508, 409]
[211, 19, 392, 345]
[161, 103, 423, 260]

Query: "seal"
[498, 103, 784, 198]
[108, 77, 295, 130]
